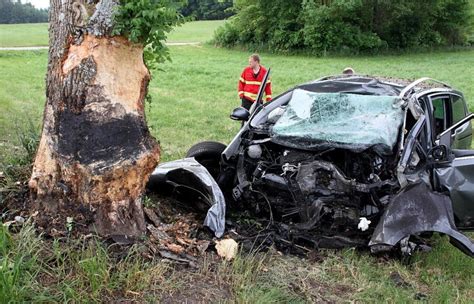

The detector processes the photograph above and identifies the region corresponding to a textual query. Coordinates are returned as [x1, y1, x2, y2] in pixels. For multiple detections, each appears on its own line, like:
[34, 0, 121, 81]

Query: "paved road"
[0, 42, 201, 51]
[0, 46, 49, 51]
[166, 42, 201, 46]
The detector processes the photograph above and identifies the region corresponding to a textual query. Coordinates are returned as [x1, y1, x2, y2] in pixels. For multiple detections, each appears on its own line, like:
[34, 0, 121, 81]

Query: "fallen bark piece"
[166, 243, 185, 254]
[147, 224, 171, 241]
[216, 239, 239, 261]
[176, 237, 191, 246]
[197, 240, 210, 255]
[144, 207, 162, 227]
[159, 250, 197, 268]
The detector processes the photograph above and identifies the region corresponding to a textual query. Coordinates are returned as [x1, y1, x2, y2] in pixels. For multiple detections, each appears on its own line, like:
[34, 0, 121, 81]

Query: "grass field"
[167, 20, 225, 43]
[0, 23, 49, 47]
[149, 47, 474, 161]
[0, 20, 224, 47]
[1, 47, 474, 160]
[1, 22, 474, 302]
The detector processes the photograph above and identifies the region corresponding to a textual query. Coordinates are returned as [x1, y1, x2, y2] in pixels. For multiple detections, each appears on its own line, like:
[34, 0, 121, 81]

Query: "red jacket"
[238, 66, 272, 102]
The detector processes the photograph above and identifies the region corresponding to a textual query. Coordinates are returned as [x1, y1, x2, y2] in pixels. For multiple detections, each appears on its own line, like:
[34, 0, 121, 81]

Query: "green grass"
[0, 23, 49, 47]
[0, 222, 472, 303]
[149, 46, 474, 161]
[1, 44, 474, 302]
[0, 20, 225, 47]
[0, 51, 45, 158]
[168, 20, 225, 43]
[1, 47, 474, 160]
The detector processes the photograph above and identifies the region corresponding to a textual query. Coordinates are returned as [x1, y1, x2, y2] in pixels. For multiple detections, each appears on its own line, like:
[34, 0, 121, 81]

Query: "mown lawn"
[1, 46, 474, 302]
[0, 20, 224, 47]
[167, 20, 225, 43]
[0, 23, 49, 47]
[1, 47, 474, 160]
[149, 46, 474, 161]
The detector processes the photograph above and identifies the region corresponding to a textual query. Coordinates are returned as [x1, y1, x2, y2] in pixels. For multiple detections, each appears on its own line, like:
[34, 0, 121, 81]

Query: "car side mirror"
[230, 107, 250, 121]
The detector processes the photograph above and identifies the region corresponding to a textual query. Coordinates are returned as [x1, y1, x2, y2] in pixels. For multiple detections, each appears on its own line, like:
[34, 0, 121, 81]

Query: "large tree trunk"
[28, 0, 159, 238]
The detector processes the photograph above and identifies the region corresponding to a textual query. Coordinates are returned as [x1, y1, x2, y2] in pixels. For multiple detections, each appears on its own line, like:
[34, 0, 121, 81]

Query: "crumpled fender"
[369, 182, 474, 257]
[147, 158, 226, 238]
[434, 157, 474, 228]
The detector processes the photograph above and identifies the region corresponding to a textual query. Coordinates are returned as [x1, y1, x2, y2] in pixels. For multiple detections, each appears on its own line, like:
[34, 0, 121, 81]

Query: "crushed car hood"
[271, 89, 404, 154]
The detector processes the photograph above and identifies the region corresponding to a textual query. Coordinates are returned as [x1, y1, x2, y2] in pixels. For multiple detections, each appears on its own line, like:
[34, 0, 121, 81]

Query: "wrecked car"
[148, 74, 474, 257]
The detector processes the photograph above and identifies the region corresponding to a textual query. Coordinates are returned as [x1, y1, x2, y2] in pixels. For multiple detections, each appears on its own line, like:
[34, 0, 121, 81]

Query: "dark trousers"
[241, 98, 253, 111]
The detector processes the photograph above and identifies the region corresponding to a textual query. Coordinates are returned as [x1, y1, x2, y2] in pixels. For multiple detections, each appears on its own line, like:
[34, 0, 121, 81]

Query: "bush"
[214, 0, 472, 54]
[180, 0, 234, 20]
[301, 0, 385, 55]
[213, 22, 240, 47]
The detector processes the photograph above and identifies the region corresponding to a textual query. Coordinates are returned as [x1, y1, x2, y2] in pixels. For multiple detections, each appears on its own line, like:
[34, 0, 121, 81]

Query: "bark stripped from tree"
[29, 0, 160, 238]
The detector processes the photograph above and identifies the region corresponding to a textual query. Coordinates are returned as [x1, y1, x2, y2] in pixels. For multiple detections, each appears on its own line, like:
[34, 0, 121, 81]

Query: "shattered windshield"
[271, 89, 404, 153]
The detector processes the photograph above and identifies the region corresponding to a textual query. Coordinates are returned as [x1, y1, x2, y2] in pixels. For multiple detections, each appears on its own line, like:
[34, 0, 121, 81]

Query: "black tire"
[186, 141, 227, 178]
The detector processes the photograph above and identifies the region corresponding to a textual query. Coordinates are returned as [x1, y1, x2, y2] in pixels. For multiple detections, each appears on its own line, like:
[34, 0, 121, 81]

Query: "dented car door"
[371, 114, 474, 257]
[433, 114, 474, 229]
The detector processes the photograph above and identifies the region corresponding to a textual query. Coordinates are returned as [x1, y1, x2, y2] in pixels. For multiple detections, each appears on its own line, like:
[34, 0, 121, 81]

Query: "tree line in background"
[0, 0, 234, 24]
[0, 0, 48, 24]
[180, 0, 234, 20]
[214, 0, 474, 54]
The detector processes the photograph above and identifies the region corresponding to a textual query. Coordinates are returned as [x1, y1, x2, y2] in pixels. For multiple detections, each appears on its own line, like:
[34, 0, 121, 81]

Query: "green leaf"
[113, 0, 185, 68]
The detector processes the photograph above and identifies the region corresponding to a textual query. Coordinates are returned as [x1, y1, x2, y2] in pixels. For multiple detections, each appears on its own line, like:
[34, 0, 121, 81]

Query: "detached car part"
[147, 158, 225, 238]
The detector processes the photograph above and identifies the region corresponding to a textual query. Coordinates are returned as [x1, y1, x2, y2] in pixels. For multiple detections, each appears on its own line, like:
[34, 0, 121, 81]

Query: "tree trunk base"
[29, 34, 159, 238]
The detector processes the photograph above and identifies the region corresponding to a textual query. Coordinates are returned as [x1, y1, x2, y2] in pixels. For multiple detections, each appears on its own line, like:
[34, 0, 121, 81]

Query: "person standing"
[238, 54, 272, 110]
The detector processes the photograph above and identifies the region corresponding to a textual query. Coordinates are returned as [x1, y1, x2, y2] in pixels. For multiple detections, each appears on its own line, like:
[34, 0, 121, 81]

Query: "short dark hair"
[250, 53, 260, 63]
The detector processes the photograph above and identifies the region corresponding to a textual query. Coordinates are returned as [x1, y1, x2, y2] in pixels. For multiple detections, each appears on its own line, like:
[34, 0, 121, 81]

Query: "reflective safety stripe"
[243, 92, 258, 99]
[242, 92, 272, 100]
[245, 80, 262, 85]
[239, 77, 245, 83]
[241, 80, 271, 85]
[238, 91, 244, 96]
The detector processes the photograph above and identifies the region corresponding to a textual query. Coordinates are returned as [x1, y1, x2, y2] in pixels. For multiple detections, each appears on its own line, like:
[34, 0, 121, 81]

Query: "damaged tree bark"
[29, 0, 159, 238]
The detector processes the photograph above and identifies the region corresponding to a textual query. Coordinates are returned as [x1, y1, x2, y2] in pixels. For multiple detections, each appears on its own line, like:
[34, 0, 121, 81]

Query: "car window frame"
[450, 93, 468, 125]
[421, 90, 470, 147]
[429, 94, 451, 133]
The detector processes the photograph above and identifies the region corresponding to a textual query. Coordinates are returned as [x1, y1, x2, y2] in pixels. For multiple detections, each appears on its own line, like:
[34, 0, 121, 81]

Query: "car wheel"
[186, 141, 227, 179]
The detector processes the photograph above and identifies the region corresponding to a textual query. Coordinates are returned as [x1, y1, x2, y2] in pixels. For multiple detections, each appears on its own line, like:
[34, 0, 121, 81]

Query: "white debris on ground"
[3, 216, 25, 227]
[358, 217, 371, 231]
[215, 239, 239, 261]
[14, 216, 25, 224]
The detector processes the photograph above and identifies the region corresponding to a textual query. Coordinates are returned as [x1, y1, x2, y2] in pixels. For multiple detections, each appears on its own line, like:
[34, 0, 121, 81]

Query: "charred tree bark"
[29, 0, 159, 238]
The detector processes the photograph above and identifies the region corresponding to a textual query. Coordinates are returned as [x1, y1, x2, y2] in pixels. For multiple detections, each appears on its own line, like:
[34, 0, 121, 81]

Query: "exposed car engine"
[229, 138, 399, 248]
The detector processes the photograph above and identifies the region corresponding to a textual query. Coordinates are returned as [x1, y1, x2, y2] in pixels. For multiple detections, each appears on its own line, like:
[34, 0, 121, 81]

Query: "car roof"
[297, 75, 455, 98]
